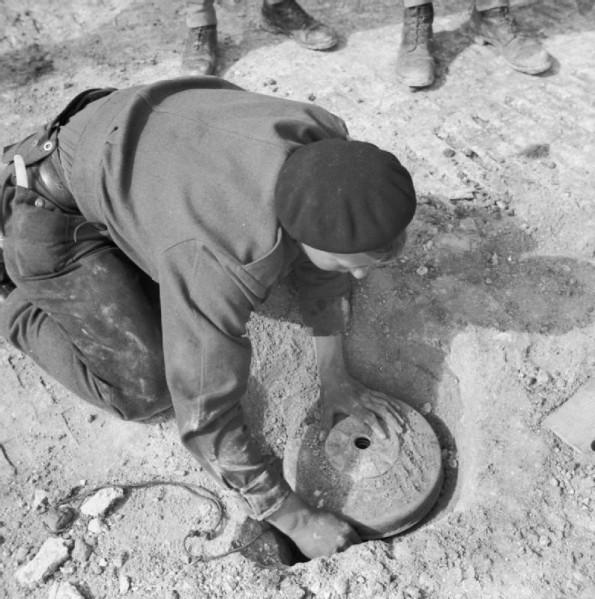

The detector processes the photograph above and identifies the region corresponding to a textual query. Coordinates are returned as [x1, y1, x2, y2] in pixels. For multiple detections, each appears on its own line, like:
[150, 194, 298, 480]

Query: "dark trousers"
[0, 172, 172, 421]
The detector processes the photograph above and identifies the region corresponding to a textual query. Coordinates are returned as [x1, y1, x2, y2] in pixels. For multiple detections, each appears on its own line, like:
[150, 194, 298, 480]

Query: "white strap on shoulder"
[13, 155, 29, 189]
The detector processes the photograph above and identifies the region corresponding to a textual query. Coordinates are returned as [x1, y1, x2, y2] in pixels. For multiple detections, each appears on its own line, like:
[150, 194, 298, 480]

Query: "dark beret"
[274, 138, 416, 253]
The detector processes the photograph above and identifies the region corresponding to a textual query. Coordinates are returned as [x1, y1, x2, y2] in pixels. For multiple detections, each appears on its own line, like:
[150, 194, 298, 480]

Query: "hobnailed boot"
[261, 0, 338, 51]
[181, 24, 218, 76]
[396, 3, 435, 88]
[472, 6, 552, 75]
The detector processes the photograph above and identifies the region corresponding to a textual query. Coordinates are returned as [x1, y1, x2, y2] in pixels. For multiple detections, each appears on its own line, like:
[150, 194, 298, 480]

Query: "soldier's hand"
[320, 374, 405, 440]
[266, 492, 361, 558]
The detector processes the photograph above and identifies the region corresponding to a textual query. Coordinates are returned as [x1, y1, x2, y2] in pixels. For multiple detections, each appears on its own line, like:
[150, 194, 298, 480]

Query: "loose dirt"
[1, 0, 594, 598]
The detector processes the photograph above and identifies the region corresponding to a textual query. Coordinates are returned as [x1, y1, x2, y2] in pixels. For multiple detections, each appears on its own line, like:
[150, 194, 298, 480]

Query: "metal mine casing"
[283, 400, 444, 539]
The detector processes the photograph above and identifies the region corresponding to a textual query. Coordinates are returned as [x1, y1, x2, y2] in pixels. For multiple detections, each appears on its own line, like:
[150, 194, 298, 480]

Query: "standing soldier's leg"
[182, 0, 218, 76]
[396, 0, 435, 88]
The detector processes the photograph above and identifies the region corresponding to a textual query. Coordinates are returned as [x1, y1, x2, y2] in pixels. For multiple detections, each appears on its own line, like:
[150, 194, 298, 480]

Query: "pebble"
[422, 402, 432, 414]
[87, 518, 109, 535]
[416, 266, 428, 276]
[307, 92, 316, 101]
[119, 574, 131, 594]
[44, 506, 77, 534]
[72, 539, 92, 563]
[405, 587, 422, 599]
[32, 489, 49, 512]
[80, 487, 124, 517]
[48, 581, 85, 599]
[443, 148, 455, 158]
[113, 550, 129, 568]
[14, 546, 30, 564]
[60, 562, 77, 575]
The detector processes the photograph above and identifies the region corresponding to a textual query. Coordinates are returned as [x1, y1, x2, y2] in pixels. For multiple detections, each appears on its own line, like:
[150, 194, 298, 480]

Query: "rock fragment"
[119, 574, 131, 594]
[14, 537, 70, 588]
[48, 581, 85, 599]
[80, 487, 124, 517]
[44, 506, 76, 533]
[87, 517, 109, 534]
[71, 538, 93, 563]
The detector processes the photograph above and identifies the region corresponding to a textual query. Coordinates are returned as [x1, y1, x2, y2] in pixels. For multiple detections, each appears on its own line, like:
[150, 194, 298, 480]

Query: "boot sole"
[261, 20, 338, 51]
[475, 34, 552, 75]
[395, 73, 435, 88]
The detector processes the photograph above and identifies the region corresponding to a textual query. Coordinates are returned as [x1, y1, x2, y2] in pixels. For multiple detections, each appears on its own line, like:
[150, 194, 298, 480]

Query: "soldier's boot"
[472, 6, 552, 75]
[181, 24, 218, 76]
[261, 0, 338, 50]
[396, 3, 435, 88]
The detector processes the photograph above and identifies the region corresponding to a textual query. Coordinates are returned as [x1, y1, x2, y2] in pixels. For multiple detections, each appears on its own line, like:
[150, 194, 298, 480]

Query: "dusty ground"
[1, 0, 595, 597]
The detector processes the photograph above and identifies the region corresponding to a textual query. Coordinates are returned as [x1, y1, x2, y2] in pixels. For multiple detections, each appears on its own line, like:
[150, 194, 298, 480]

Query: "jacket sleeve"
[158, 240, 290, 519]
[291, 253, 352, 336]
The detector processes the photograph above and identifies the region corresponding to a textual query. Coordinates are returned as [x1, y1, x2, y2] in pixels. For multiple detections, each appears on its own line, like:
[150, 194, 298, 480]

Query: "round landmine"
[284, 400, 443, 539]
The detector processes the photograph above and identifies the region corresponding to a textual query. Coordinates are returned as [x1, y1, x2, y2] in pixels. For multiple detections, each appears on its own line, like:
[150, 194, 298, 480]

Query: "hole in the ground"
[354, 436, 371, 450]
[591, 440, 595, 452]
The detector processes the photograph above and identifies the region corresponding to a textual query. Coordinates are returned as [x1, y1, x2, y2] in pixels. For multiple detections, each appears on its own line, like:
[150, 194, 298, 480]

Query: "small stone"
[48, 581, 85, 599]
[14, 546, 30, 564]
[443, 148, 455, 158]
[44, 506, 77, 534]
[87, 518, 109, 535]
[60, 562, 77, 576]
[549, 477, 559, 487]
[307, 92, 316, 101]
[113, 550, 129, 568]
[32, 490, 49, 512]
[80, 487, 124, 517]
[72, 539, 92, 563]
[544, 160, 556, 169]
[422, 403, 432, 414]
[86, 414, 96, 423]
[416, 266, 428, 277]
[119, 574, 131, 594]
[14, 537, 70, 588]
[405, 587, 422, 599]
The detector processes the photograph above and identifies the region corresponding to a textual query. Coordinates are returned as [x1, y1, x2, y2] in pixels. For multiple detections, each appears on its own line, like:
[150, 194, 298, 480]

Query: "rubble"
[48, 581, 86, 599]
[80, 486, 125, 517]
[14, 537, 70, 588]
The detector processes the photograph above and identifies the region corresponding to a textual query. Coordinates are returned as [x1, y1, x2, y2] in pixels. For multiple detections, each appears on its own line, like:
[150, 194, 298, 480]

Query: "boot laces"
[192, 26, 213, 49]
[406, 6, 431, 48]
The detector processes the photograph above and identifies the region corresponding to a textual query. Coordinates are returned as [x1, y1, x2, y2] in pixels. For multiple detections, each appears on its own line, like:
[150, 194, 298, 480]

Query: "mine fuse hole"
[354, 437, 371, 450]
